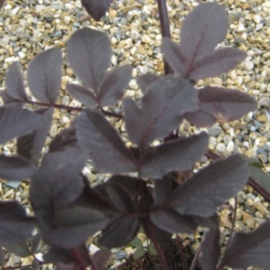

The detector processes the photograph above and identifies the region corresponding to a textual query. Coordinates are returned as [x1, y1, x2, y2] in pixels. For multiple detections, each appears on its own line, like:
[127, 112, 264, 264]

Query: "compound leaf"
[27, 48, 62, 103]
[76, 109, 136, 174]
[170, 154, 249, 216]
[136, 73, 161, 95]
[66, 28, 111, 90]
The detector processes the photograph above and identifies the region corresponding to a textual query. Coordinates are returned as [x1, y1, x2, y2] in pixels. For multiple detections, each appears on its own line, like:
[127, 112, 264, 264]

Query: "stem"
[156, 0, 173, 75]
[189, 244, 202, 270]
[176, 235, 188, 270]
[71, 248, 88, 270]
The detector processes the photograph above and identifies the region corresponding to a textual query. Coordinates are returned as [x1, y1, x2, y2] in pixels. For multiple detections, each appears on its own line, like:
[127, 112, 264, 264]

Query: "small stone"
[244, 61, 254, 70]
[208, 126, 222, 137]
[253, 15, 261, 23]
[216, 143, 226, 153]
[227, 141, 234, 152]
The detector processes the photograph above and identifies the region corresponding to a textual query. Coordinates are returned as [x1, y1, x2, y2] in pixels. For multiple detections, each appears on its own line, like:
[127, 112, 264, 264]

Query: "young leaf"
[98, 215, 140, 248]
[150, 208, 197, 234]
[136, 73, 161, 95]
[43, 247, 74, 264]
[0, 106, 42, 145]
[221, 219, 270, 269]
[92, 249, 111, 270]
[170, 154, 249, 216]
[66, 83, 97, 109]
[66, 28, 111, 90]
[76, 109, 136, 174]
[189, 48, 247, 81]
[3, 241, 31, 257]
[0, 155, 34, 181]
[180, 3, 228, 63]
[184, 87, 257, 127]
[141, 132, 209, 178]
[0, 201, 36, 245]
[48, 207, 109, 248]
[30, 147, 88, 217]
[123, 75, 198, 146]
[200, 228, 220, 270]
[161, 38, 186, 76]
[81, 0, 113, 21]
[17, 108, 53, 164]
[27, 48, 62, 103]
[98, 65, 132, 107]
[5, 62, 27, 101]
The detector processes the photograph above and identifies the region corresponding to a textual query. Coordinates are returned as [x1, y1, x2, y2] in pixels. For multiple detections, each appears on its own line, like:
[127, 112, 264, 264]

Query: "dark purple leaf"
[30, 147, 87, 217]
[48, 207, 109, 248]
[189, 48, 247, 81]
[76, 109, 136, 174]
[0, 106, 42, 145]
[0, 155, 34, 181]
[30, 232, 42, 253]
[98, 65, 132, 107]
[185, 87, 257, 127]
[200, 228, 220, 270]
[221, 219, 270, 269]
[180, 3, 228, 64]
[136, 73, 161, 95]
[0, 90, 21, 106]
[66, 83, 97, 109]
[98, 215, 139, 248]
[161, 38, 186, 75]
[3, 241, 31, 257]
[151, 208, 197, 234]
[141, 132, 208, 178]
[92, 249, 111, 270]
[106, 183, 135, 213]
[81, 0, 113, 21]
[5, 62, 27, 101]
[56, 263, 80, 270]
[49, 125, 77, 152]
[170, 154, 249, 216]
[27, 48, 62, 103]
[0, 248, 4, 266]
[17, 108, 53, 164]
[0, 201, 36, 245]
[123, 75, 198, 146]
[43, 247, 73, 264]
[66, 28, 111, 90]
[193, 214, 219, 229]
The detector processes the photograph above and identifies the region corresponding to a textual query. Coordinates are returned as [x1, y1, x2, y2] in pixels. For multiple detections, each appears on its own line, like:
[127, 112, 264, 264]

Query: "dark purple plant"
[1, 2, 269, 270]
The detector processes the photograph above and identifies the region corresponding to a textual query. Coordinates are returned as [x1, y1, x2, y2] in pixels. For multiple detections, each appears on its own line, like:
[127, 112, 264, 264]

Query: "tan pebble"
[257, 114, 268, 122]
[254, 203, 269, 215]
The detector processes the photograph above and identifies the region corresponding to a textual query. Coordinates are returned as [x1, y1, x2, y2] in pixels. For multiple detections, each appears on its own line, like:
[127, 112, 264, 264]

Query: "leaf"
[76, 109, 136, 174]
[3, 241, 31, 257]
[27, 48, 62, 103]
[151, 208, 197, 234]
[56, 263, 80, 270]
[66, 83, 97, 109]
[221, 219, 270, 269]
[133, 247, 145, 260]
[98, 215, 140, 248]
[66, 28, 111, 90]
[17, 108, 53, 164]
[189, 48, 247, 81]
[0, 106, 42, 145]
[92, 249, 111, 270]
[5, 62, 27, 101]
[248, 165, 270, 195]
[180, 3, 228, 64]
[48, 207, 109, 248]
[30, 147, 87, 220]
[106, 183, 135, 213]
[0, 155, 34, 181]
[0, 201, 36, 245]
[161, 38, 186, 75]
[123, 75, 198, 146]
[30, 232, 42, 253]
[0, 248, 4, 267]
[184, 87, 257, 127]
[81, 0, 113, 21]
[98, 65, 132, 107]
[136, 73, 161, 95]
[43, 247, 73, 264]
[169, 154, 249, 216]
[200, 228, 220, 270]
[141, 132, 209, 179]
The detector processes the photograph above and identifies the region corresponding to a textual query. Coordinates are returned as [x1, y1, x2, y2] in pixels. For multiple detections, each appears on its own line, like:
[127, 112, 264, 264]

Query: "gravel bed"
[0, 0, 269, 269]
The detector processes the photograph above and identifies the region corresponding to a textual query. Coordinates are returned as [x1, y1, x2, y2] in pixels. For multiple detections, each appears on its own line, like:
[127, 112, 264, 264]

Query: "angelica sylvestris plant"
[1, 2, 269, 270]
